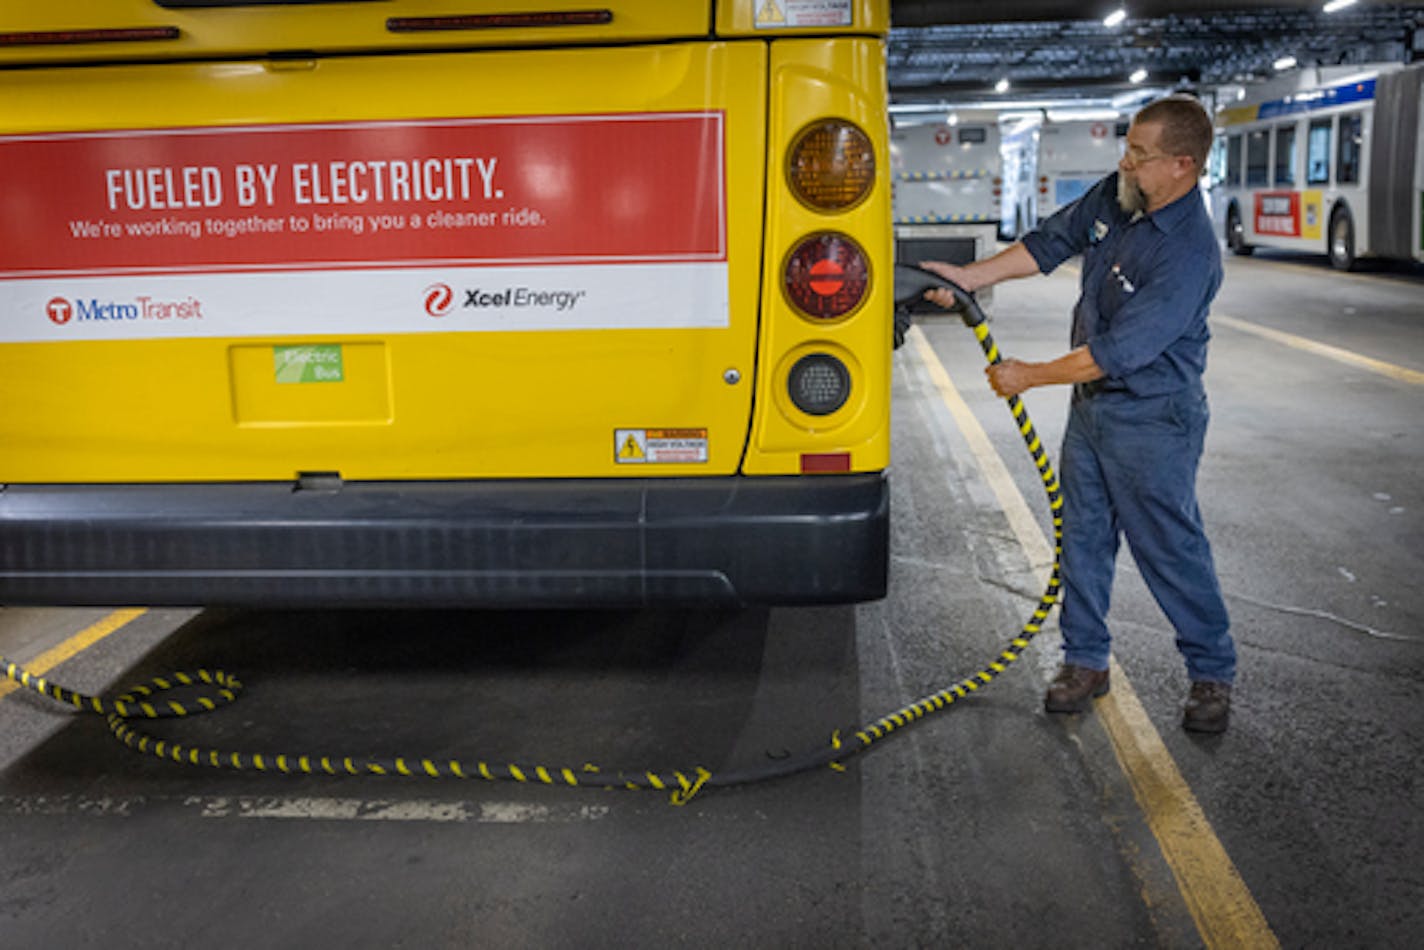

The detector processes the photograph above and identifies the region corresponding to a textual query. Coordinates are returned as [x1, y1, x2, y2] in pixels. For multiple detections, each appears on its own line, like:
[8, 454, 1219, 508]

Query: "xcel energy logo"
[424, 283, 455, 317]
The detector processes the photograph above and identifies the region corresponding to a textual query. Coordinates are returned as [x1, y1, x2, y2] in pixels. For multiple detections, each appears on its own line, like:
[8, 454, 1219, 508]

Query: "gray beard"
[1117, 174, 1147, 215]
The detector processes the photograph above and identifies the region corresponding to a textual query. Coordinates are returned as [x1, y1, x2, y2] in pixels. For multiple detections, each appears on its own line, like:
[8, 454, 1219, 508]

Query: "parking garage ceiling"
[888, 1, 1424, 105]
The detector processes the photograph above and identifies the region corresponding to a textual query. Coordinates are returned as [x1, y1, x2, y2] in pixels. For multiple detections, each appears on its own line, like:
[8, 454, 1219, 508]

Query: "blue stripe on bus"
[1257, 78, 1376, 120]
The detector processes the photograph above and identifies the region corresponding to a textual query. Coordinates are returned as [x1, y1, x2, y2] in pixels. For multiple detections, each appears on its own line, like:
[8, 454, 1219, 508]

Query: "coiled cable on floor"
[2, 271, 1059, 805]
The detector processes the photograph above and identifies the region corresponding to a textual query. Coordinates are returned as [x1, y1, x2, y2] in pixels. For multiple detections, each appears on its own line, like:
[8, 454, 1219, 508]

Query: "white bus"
[1000, 116, 1125, 239]
[1211, 64, 1424, 270]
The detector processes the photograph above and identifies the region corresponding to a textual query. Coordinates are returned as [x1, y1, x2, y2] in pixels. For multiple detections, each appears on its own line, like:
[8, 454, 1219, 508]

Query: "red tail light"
[388, 11, 613, 31]
[784, 233, 869, 320]
[0, 27, 179, 46]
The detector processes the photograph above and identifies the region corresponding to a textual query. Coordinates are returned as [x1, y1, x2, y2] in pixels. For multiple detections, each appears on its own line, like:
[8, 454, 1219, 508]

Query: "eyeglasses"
[1122, 148, 1175, 167]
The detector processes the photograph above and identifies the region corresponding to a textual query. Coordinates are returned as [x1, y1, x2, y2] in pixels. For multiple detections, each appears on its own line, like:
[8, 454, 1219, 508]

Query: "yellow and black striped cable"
[1, 285, 1058, 806]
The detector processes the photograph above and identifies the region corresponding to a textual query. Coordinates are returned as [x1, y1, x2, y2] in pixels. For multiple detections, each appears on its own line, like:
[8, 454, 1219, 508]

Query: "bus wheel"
[1329, 206, 1356, 271]
[1227, 206, 1253, 256]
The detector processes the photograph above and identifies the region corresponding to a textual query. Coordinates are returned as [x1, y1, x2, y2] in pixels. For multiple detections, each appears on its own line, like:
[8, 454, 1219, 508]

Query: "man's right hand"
[917, 260, 979, 310]
[915, 243, 1038, 308]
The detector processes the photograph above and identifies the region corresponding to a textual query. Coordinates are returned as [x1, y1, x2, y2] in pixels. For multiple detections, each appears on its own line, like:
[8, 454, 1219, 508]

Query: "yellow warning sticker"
[756, 0, 785, 25]
[755, 0, 851, 29]
[614, 428, 709, 464]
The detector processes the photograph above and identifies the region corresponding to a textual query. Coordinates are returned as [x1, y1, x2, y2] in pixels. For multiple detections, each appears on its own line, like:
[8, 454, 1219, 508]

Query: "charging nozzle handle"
[892, 263, 987, 328]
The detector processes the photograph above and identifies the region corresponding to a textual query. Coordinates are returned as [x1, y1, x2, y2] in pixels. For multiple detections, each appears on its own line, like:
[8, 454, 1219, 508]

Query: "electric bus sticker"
[0, 113, 728, 343]
[614, 428, 709, 463]
[274, 344, 344, 384]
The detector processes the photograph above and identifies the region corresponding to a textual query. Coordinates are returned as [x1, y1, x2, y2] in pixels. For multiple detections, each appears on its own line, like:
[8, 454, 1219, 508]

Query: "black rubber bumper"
[0, 475, 888, 608]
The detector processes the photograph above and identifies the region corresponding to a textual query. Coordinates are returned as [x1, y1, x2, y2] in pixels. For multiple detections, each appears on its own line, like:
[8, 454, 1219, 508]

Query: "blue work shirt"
[1021, 172, 1222, 400]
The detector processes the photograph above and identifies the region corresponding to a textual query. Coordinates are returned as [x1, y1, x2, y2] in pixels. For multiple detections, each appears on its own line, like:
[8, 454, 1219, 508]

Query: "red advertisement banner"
[0, 113, 725, 278]
[1254, 192, 1300, 237]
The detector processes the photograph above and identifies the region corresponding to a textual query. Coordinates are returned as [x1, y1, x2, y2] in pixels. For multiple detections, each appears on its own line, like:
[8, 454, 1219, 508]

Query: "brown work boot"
[1183, 681, 1232, 734]
[1044, 663, 1110, 714]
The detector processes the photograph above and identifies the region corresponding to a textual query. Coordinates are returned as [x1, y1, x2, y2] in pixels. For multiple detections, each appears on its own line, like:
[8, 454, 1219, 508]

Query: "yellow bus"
[0, 0, 893, 607]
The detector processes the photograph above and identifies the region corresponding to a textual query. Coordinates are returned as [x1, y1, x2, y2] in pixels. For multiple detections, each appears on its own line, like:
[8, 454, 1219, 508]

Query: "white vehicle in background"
[1035, 118, 1125, 226]
[999, 116, 1039, 240]
[1000, 115, 1124, 239]
[890, 112, 1003, 305]
[1210, 63, 1424, 270]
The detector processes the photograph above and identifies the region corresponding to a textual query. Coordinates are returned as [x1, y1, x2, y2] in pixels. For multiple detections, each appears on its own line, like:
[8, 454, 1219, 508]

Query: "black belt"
[1075, 379, 1126, 401]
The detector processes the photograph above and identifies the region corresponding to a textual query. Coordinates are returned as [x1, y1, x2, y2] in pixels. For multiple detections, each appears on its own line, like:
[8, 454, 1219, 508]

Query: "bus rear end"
[0, 1, 892, 607]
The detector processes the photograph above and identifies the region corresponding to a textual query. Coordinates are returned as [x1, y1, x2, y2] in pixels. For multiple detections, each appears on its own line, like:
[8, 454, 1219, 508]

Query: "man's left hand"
[986, 359, 1035, 398]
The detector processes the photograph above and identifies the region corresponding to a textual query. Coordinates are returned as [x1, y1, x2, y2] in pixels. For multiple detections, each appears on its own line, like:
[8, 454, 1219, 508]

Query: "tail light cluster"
[1038, 174, 1049, 196]
[779, 119, 875, 421]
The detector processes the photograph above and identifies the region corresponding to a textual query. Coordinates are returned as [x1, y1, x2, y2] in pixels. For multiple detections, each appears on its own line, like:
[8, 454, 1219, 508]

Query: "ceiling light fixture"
[1323, 0, 1358, 13]
[1273, 55, 1298, 71]
[1129, 68, 1147, 84]
[1104, 9, 1127, 28]
[994, 77, 1010, 93]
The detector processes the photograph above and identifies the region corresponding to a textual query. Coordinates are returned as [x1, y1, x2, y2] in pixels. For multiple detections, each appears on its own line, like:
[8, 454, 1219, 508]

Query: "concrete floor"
[1, 248, 1420, 947]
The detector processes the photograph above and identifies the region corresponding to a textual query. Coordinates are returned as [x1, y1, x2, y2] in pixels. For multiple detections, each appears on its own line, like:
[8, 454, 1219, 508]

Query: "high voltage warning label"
[615, 428, 709, 464]
[755, 0, 852, 28]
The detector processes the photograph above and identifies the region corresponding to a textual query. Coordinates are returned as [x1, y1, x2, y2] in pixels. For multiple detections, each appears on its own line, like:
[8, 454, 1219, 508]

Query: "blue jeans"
[1057, 387, 1235, 683]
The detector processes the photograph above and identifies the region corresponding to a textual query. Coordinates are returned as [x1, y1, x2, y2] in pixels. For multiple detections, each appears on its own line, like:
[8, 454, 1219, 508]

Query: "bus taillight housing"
[783, 232, 869, 321]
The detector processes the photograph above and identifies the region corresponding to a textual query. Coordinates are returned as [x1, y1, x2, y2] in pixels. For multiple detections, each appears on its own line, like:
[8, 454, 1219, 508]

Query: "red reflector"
[801, 452, 852, 473]
[808, 258, 845, 296]
[0, 26, 180, 46]
[388, 11, 613, 31]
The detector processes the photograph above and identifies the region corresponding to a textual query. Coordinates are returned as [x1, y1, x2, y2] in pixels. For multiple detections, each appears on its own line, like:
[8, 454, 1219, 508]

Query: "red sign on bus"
[1254, 192, 1300, 237]
[0, 112, 726, 279]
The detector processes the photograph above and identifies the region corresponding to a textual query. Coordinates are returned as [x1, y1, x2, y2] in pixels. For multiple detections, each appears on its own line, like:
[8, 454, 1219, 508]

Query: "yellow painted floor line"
[906, 325, 1279, 950]
[908, 326, 1054, 571]
[0, 608, 148, 703]
[1097, 661, 1278, 948]
[1213, 312, 1424, 386]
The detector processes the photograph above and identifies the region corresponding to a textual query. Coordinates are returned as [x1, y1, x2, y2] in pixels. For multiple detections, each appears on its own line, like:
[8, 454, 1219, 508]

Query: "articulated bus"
[1211, 64, 1424, 270]
[0, 0, 894, 608]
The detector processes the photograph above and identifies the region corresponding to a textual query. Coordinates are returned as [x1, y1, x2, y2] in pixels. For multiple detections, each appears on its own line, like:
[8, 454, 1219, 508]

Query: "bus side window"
[1306, 118, 1331, 184]
[1336, 112, 1363, 185]
[1246, 129, 1269, 187]
[1226, 134, 1243, 187]
[1273, 124, 1296, 186]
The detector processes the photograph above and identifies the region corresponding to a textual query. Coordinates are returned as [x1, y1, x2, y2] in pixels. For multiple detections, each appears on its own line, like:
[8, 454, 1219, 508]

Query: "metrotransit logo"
[44, 294, 204, 326]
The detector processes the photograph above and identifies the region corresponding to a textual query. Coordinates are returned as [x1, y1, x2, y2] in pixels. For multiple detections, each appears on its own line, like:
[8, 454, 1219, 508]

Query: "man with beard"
[919, 94, 1235, 734]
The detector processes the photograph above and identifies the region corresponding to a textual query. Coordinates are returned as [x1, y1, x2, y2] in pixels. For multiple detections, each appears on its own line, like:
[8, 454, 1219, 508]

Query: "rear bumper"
[0, 475, 888, 607]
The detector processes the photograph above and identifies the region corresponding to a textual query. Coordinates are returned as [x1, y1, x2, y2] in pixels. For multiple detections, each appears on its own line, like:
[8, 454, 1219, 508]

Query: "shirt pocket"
[1099, 263, 1138, 319]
